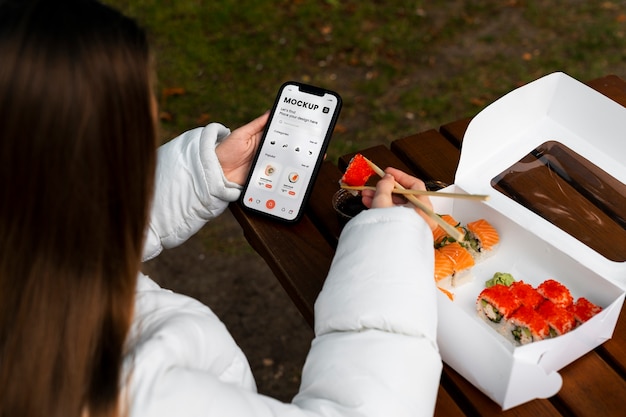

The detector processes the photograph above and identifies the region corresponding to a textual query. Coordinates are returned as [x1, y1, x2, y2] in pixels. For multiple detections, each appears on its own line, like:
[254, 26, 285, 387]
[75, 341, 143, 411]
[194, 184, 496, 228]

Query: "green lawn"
[105, 0, 626, 161]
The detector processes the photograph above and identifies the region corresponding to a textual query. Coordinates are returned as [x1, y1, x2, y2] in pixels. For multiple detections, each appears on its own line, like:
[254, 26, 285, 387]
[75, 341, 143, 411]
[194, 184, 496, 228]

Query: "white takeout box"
[430, 72, 626, 410]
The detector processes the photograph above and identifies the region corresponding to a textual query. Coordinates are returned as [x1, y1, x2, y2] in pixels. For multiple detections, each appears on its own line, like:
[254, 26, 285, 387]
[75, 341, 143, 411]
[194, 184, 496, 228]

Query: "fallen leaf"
[161, 87, 186, 99]
[159, 111, 173, 122]
[470, 97, 486, 107]
[333, 123, 348, 134]
[196, 113, 212, 125]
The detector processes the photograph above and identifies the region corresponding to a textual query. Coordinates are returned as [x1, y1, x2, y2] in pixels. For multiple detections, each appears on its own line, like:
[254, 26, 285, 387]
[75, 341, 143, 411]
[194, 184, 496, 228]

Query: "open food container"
[430, 72, 626, 410]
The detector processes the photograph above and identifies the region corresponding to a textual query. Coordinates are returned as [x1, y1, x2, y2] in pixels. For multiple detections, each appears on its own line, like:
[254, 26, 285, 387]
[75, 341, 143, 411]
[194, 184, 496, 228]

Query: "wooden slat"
[229, 204, 332, 326]
[597, 305, 626, 378]
[390, 129, 460, 185]
[587, 74, 626, 107]
[555, 350, 626, 415]
[434, 383, 467, 417]
[441, 365, 562, 417]
[305, 161, 345, 245]
[440, 117, 472, 147]
[337, 144, 413, 174]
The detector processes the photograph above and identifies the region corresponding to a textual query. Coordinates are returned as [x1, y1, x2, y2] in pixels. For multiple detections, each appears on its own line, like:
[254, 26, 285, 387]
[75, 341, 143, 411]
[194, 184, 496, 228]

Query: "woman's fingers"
[370, 174, 396, 208]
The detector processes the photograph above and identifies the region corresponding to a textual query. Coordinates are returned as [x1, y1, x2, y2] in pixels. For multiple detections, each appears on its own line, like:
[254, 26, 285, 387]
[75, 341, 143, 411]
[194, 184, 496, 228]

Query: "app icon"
[265, 165, 276, 176]
[288, 172, 299, 183]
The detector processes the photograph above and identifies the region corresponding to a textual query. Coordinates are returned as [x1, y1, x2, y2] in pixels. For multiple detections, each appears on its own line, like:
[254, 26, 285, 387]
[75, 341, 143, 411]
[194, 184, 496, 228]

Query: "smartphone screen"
[241, 82, 342, 222]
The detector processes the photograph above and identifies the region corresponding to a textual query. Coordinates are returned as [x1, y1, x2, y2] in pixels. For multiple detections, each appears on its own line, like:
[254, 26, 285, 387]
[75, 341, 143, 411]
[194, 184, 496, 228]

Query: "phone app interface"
[244, 85, 338, 220]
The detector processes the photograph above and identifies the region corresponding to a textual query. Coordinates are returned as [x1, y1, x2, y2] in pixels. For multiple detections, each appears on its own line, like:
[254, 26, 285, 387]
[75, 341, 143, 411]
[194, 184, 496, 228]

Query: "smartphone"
[241, 81, 342, 222]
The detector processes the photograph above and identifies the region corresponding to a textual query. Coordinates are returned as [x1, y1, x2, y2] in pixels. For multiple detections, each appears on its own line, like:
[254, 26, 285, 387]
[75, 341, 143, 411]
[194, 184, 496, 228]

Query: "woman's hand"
[215, 111, 269, 185]
[361, 167, 438, 230]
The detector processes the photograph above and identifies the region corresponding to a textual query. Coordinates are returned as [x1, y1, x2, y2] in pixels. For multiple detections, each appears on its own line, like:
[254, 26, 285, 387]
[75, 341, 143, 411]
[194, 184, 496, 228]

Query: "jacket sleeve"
[293, 206, 442, 417]
[127, 206, 442, 417]
[142, 123, 241, 261]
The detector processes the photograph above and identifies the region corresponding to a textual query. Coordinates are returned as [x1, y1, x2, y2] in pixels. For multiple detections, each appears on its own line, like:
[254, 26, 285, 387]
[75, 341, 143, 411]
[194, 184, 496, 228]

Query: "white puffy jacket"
[125, 123, 442, 417]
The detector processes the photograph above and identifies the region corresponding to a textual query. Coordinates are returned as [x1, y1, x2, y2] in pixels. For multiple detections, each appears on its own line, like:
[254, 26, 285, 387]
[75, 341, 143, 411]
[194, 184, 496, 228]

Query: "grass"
[104, 0, 626, 161]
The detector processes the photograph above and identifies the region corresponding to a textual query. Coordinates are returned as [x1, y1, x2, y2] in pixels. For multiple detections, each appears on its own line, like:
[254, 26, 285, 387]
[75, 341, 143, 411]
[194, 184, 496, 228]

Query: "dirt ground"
[141, 209, 313, 402]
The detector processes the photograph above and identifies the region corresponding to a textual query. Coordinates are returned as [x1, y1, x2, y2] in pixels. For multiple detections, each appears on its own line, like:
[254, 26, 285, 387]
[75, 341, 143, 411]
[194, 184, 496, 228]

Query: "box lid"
[455, 72, 626, 287]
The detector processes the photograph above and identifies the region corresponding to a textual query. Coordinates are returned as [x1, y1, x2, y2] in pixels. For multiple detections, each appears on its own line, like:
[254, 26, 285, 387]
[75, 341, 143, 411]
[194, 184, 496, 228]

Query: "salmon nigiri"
[465, 218, 499, 259]
[434, 250, 455, 284]
[435, 242, 475, 289]
[432, 214, 462, 247]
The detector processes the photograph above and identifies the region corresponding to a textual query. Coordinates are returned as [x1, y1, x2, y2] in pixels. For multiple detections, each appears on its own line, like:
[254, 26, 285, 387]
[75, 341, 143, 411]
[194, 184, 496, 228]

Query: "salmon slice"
[432, 214, 462, 245]
[434, 249, 455, 283]
[437, 286, 454, 301]
[466, 218, 500, 251]
[438, 242, 475, 272]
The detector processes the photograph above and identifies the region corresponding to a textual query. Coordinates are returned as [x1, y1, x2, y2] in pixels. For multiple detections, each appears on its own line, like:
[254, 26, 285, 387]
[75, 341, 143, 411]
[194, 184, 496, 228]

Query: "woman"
[0, 1, 442, 417]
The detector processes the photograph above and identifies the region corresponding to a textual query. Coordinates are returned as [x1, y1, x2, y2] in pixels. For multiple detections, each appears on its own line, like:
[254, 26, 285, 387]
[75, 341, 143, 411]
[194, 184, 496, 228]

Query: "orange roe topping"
[510, 281, 544, 309]
[537, 279, 573, 309]
[478, 284, 521, 319]
[537, 299, 576, 335]
[510, 305, 550, 339]
[569, 297, 602, 323]
[340, 154, 375, 186]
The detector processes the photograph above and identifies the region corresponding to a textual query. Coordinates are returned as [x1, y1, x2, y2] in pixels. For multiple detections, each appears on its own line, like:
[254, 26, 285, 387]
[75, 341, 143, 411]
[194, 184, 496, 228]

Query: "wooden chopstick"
[340, 184, 489, 201]
[362, 157, 466, 242]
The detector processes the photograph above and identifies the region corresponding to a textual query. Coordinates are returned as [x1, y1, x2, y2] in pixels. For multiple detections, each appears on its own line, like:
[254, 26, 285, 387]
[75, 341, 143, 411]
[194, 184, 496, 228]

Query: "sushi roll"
[508, 305, 550, 345]
[340, 153, 375, 186]
[434, 249, 455, 285]
[569, 297, 602, 325]
[465, 218, 500, 260]
[537, 279, 573, 309]
[435, 242, 475, 289]
[432, 214, 463, 247]
[509, 281, 544, 309]
[476, 284, 521, 325]
[537, 299, 576, 337]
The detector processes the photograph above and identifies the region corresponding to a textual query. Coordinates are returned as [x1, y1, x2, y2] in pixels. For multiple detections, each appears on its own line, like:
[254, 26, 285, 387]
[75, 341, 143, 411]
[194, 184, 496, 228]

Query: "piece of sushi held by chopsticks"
[339, 153, 376, 187]
[339, 154, 489, 201]
[339, 154, 466, 242]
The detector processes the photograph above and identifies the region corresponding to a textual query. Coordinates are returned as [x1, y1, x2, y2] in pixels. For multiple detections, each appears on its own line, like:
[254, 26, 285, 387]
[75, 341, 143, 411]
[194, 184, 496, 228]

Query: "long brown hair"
[0, 1, 157, 416]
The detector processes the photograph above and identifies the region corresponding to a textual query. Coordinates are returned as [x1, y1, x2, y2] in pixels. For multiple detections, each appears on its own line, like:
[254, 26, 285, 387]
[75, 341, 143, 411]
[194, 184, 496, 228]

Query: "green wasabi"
[485, 272, 515, 288]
